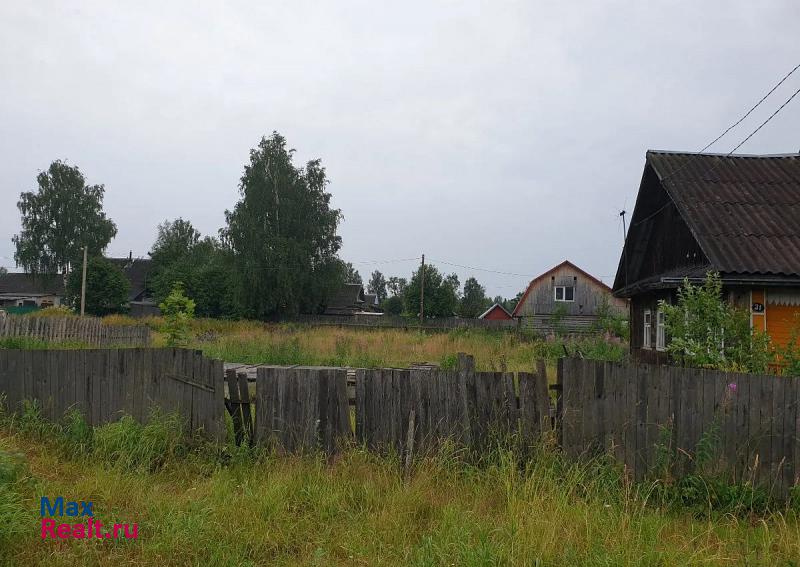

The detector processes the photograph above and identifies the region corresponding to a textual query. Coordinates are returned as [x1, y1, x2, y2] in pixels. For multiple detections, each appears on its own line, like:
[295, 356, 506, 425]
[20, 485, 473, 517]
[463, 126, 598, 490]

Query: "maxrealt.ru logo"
[40, 497, 138, 540]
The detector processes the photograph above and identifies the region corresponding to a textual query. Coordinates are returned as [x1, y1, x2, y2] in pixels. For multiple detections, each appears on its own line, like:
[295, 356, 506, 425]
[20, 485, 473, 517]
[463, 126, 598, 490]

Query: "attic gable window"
[554, 286, 574, 302]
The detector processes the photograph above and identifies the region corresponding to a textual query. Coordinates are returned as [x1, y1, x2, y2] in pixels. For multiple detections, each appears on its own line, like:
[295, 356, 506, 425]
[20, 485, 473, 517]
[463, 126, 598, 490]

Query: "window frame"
[554, 285, 575, 303]
[656, 310, 666, 351]
[643, 309, 652, 349]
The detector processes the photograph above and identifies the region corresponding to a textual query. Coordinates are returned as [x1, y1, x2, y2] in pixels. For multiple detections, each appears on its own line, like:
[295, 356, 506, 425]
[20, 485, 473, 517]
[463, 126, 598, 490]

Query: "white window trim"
[656, 310, 666, 351]
[554, 285, 575, 302]
[643, 309, 652, 349]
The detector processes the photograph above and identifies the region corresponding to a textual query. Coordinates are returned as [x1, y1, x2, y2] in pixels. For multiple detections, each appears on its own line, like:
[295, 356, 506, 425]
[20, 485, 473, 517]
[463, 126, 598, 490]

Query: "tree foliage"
[159, 282, 195, 347]
[343, 262, 362, 285]
[13, 161, 117, 275]
[460, 277, 489, 318]
[405, 264, 459, 318]
[149, 219, 236, 318]
[65, 256, 129, 316]
[387, 277, 408, 298]
[221, 132, 344, 318]
[660, 273, 771, 373]
[368, 270, 388, 303]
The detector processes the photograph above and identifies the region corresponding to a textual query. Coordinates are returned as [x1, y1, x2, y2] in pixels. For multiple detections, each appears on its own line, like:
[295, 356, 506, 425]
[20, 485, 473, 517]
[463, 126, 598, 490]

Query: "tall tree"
[343, 262, 362, 285]
[387, 276, 408, 297]
[221, 132, 343, 318]
[149, 218, 201, 268]
[405, 264, 458, 318]
[65, 256, 130, 316]
[368, 270, 388, 302]
[148, 219, 237, 318]
[13, 160, 117, 275]
[460, 277, 489, 318]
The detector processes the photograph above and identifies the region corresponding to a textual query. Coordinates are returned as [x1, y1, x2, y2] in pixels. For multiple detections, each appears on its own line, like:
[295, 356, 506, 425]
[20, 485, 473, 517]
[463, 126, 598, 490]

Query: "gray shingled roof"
[648, 151, 800, 276]
[0, 273, 65, 296]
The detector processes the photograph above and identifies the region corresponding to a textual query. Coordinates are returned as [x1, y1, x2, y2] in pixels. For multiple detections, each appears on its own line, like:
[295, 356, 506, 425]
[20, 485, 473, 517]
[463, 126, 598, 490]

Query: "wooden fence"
[0, 314, 150, 347]
[559, 358, 800, 493]
[0, 348, 224, 440]
[254, 366, 351, 454]
[251, 355, 551, 457]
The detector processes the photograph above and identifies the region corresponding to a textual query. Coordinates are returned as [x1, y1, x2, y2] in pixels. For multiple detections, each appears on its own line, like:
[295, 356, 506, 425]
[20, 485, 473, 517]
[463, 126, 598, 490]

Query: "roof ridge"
[647, 149, 800, 159]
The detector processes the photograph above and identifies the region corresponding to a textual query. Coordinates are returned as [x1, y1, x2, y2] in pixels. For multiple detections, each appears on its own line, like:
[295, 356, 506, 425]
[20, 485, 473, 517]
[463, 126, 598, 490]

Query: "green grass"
[1, 407, 800, 565]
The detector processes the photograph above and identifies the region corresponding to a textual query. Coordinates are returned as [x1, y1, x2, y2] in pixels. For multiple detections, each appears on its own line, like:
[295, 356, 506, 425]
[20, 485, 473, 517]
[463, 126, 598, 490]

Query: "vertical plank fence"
[0, 348, 223, 439]
[0, 314, 150, 347]
[254, 366, 350, 454]
[559, 357, 800, 494]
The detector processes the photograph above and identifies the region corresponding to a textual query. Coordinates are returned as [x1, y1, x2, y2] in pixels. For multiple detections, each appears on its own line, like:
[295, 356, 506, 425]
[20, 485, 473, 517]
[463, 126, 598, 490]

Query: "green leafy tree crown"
[13, 160, 117, 275]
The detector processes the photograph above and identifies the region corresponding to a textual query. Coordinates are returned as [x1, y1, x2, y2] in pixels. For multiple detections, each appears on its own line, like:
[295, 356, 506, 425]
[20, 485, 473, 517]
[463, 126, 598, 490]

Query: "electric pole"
[419, 254, 425, 324]
[80, 246, 88, 317]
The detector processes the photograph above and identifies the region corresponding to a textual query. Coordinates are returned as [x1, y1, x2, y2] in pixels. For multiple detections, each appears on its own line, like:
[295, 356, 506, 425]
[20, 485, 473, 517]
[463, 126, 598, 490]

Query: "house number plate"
[752, 303, 765, 313]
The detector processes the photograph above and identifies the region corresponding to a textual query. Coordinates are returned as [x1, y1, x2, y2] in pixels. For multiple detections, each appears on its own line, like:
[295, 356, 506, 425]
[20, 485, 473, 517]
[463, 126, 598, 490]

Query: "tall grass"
[1, 404, 800, 564]
[187, 322, 627, 371]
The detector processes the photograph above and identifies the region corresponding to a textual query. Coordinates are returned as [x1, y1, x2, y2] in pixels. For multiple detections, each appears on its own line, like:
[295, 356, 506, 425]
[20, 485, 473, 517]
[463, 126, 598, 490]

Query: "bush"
[660, 272, 772, 373]
[160, 282, 196, 347]
[29, 305, 75, 318]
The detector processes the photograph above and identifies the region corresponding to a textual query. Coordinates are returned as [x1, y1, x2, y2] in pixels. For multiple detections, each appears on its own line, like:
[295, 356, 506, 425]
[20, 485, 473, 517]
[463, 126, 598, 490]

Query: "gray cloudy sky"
[1, 1, 799, 297]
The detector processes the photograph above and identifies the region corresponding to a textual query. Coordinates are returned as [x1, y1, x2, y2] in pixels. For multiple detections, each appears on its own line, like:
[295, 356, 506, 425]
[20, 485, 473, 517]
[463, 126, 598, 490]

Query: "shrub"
[660, 272, 772, 373]
[160, 282, 195, 347]
[29, 305, 75, 318]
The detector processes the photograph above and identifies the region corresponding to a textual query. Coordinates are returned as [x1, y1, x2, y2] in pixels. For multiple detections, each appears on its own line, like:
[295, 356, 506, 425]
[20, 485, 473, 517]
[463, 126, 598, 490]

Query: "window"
[656, 310, 666, 351]
[643, 310, 652, 348]
[554, 286, 574, 302]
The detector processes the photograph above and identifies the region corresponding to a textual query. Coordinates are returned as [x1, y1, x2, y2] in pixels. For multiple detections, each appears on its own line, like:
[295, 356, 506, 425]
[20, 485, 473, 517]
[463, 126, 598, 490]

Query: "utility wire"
[632, 62, 800, 229]
[427, 257, 539, 278]
[727, 84, 800, 154]
[700, 62, 800, 152]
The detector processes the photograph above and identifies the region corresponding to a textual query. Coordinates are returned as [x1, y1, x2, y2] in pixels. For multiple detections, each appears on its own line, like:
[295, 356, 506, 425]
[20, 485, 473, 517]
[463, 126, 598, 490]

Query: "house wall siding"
[515, 265, 627, 317]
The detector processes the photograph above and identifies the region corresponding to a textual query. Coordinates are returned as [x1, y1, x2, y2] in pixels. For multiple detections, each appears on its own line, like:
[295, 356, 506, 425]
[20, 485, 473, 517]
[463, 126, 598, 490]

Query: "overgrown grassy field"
[105, 316, 627, 371]
[2, 407, 799, 566]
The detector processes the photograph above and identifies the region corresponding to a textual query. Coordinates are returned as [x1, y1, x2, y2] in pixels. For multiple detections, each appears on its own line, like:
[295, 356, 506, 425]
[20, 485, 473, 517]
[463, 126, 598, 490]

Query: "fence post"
[456, 352, 475, 374]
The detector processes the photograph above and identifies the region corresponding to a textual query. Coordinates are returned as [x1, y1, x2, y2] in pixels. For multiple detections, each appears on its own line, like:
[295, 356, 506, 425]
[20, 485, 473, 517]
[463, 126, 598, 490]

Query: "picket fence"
[0, 314, 150, 347]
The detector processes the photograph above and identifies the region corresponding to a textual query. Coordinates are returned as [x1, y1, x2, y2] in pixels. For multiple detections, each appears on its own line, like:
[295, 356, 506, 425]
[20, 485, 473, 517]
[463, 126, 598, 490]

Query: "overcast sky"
[1, 2, 799, 297]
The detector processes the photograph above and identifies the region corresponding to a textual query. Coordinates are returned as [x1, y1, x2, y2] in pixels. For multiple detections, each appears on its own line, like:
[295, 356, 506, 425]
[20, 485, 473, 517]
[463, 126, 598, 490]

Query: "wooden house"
[0, 273, 64, 311]
[513, 260, 626, 333]
[612, 150, 800, 363]
[108, 255, 160, 317]
[479, 303, 513, 321]
[324, 283, 381, 315]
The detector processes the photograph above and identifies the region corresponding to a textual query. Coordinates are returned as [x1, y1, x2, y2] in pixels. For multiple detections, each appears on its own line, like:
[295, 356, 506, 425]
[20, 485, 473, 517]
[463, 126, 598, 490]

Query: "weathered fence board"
[559, 358, 800, 494]
[255, 366, 351, 454]
[353, 360, 551, 457]
[0, 314, 150, 347]
[0, 348, 223, 440]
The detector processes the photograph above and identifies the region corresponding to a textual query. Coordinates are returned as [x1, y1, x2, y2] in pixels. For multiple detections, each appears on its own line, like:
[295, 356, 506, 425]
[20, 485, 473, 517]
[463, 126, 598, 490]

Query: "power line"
[700, 62, 800, 152]
[348, 257, 420, 265]
[727, 84, 800, 154]
[632, 62, 800, 229]
[427, 257, 538, 278]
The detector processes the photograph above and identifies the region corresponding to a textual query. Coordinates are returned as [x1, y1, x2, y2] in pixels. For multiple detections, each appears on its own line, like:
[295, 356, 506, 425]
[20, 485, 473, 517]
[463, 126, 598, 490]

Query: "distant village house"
[479, 303, 513, 321]
[513, 260, 627, 334]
